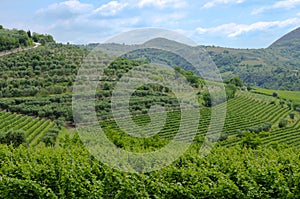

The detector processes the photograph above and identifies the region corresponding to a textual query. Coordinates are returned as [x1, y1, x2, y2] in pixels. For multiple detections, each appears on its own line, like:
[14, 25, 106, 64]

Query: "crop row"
[100, 93, 292, 144]
[0, 110, 57, 145]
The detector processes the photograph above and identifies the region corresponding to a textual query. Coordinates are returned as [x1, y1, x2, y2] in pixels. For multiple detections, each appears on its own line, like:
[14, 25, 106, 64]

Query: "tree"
[27, 30, 32, 38]
[246, 84, 252, 91]
[229, 76, 243, 87]
[219, 133, 229, 141]
[225, 84, 237, 100]
[242, 132, 261, 149]
[202, 91, 212, 107]
[278, 119, 288, 128]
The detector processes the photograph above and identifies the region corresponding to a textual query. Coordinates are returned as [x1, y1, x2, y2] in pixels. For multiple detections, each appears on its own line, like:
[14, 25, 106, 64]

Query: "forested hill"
[95, 29, 300, 91]
[1, 25, 300, 91]
[0, 25, 55, 51]
[205, 27, 300, 91]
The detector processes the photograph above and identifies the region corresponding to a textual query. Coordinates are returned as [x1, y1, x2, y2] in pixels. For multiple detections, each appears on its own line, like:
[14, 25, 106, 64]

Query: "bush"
[245, 123, 272, 134]
[278, 119, 288, 128]
[229, 76, 243, 87]
[259, 131, 270, 138]
[0, 130, 26, 147]
[219, 133, 229, 141]
[0, 176, 57, 198]
[241, 132, 262, 149]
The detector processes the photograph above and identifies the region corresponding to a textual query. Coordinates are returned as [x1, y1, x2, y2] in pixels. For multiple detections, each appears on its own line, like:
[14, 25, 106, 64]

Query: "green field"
[253, 88, 300, 104]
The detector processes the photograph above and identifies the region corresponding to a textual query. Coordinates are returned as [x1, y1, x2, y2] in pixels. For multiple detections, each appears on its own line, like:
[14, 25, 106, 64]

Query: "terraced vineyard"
[261, 120, 300, 146]
[0, 111, 57, 146]
[100, 91, 298, 147]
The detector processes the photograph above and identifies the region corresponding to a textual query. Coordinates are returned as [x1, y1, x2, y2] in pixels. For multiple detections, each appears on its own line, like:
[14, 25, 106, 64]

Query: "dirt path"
[0, 42, 41, 57]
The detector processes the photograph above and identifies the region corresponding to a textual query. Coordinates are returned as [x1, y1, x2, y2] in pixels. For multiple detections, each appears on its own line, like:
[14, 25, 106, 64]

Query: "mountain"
[269, 27, 300, 50]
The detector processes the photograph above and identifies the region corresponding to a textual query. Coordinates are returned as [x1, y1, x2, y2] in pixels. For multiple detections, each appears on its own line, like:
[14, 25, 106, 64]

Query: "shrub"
[259, 131, 270, 138]
[0, 176, 57, 199]
[241, 132, 261, 149]
[278, 119, 288, 128]
[0, 130, 26, 147]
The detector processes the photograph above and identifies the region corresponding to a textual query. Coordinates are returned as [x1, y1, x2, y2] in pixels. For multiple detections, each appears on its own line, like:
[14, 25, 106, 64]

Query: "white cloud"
[137, 0, 187, 8]
[203, 0, 244, 9]
[36, 0, 93, 21]
[33, 0, 141, 43]
[196, 18, 300, 37]
[37, 0, 93, 17]
[93, 1, 128, 16]
[252, 0, 300, 15]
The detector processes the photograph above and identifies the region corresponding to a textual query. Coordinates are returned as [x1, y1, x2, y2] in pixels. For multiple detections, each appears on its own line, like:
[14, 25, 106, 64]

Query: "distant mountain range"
[93, 27, 300, 91]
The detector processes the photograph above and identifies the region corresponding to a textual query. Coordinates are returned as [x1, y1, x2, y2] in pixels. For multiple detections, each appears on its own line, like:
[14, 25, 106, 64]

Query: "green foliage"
[201, 84, 236, 107]
[0, 144, 300, 198]
[228, 76, 243, 87]
[32, 33, 55, 44]
[202, 90, 212, 107]
[254, 88, 300, 105]
[242, 132, 262, 149]
[279, 119, 288, 128]
[174, 66, 204, 88]
[258, 131, 270, 138]
[0, 26, 34, 51]
[41, 128, 60, 146]
[0, 176, 58, 198]
[97, 33, 300, 91]
[245, 123, 272, 134]
[207, 49, 243, 73]
[206, 44, 300, 91]
[0, 111, 59, 146]
[0, 130, 26, 147]
[225, 84, 237, 100]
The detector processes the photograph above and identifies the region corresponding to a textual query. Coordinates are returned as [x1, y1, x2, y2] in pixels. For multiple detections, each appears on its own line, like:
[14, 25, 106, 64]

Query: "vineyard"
[100, 91, 298, 148]
[0, 42, 299, 150]
[0, 111, 57, 146]
[1, 27, 300, 198]
[1, 140, 300, 198]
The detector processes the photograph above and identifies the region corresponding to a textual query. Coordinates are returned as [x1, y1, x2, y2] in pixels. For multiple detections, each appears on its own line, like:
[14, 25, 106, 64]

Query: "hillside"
[95, 31, 300, 91]
[0, 36, 298, 150]
[269, 27, 300, 50]
[1, 26, 300, 198]
[0, 26, 33, 51]
[0, 25, 54, 52]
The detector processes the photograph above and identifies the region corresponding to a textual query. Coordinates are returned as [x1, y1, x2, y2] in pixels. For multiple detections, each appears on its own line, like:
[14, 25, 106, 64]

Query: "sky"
[1, 0, 300, 48]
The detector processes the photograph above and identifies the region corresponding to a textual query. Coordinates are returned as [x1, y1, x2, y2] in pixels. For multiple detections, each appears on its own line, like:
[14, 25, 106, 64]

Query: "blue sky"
[1, 0, 300, 48]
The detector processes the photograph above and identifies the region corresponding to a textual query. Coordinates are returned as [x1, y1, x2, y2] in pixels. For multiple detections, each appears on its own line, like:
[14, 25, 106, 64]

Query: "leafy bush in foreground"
[0, 142, 299, 198]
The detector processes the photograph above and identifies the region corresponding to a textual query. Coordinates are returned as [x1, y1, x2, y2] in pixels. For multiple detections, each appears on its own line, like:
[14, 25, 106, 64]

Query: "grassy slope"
[253, 88, 300, 104]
